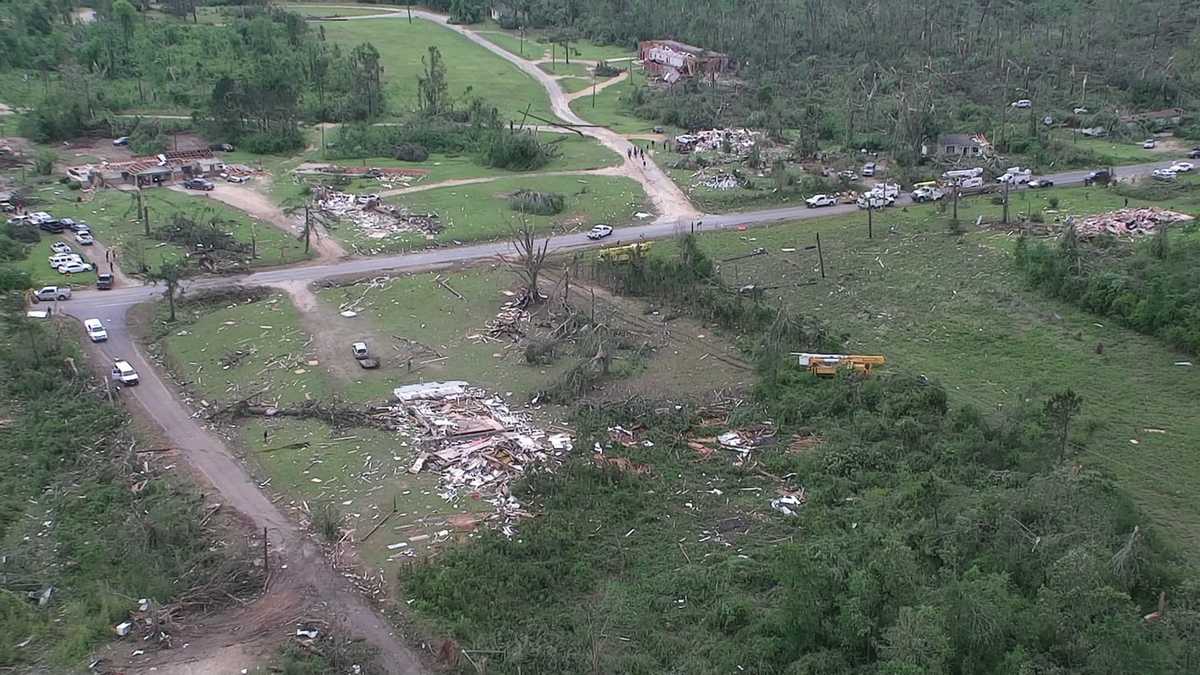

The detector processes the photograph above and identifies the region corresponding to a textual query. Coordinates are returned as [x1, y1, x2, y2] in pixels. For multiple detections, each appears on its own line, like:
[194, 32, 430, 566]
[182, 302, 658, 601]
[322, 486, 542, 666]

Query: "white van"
[84, 318, 107, 342]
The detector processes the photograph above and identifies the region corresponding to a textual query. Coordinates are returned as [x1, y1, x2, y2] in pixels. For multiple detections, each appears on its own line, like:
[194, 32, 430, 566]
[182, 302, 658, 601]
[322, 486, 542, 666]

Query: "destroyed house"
[638, 39, 734, 83]
[67, 150, 223, 188]
[1118, 108, 1184, 130]
[928, 134, 990, 158]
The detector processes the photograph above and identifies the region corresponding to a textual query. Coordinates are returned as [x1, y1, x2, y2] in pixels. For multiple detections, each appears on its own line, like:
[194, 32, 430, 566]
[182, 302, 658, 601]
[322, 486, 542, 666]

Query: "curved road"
[50, 6, 1191, 673]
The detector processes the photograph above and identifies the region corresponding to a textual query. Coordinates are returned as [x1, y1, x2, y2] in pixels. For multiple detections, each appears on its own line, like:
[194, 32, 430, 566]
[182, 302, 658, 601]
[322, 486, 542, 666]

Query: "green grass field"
[158, 292, 331, 405]
[319, 18, 554, 121]
[308, 131, 621, 184]
[332, 174, 645, 254]
[475, 30, 549, 60]
[569, 74, 656, 134]
[37, 188, 309, 274]
[1049, 130, 1162, 165]
[283, 4, 399, 17]
[318, 267, 571, 401]
[626, 183, 1200, 556]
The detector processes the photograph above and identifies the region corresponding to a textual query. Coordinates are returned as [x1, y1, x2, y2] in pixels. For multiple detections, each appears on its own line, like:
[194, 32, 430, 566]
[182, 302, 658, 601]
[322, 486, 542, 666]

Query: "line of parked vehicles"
[6, 211, 101, 275]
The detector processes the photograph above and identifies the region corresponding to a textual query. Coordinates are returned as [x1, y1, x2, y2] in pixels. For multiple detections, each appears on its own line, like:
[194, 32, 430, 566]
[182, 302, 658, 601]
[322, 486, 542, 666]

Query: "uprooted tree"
[503, 220, 550, 305]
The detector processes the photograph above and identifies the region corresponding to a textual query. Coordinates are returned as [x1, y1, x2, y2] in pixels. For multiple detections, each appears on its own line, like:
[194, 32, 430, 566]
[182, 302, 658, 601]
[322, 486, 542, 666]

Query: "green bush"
[239, 128, 305, 155]
[393, 142, 429, 162]
[480, 129, 560, 170]
[1015, 230, 1200, 354]
[508, 190, 565, 215]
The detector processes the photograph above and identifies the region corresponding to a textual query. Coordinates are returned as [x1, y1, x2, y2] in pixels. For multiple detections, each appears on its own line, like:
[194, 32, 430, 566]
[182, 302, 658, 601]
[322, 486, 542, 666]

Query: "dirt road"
[343, 10, 700, 223]
[169, 184, 347, 261]
[73, 300, 428, 674]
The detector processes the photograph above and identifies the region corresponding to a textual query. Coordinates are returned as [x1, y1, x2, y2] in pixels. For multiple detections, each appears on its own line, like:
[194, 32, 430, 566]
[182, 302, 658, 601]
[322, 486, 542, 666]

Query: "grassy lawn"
[628, 182, 1200, 556]
[23, 188, 312, 275]
[476, 30, 549, 60]
[307, 131, 621, 185]
[319, 18, 554, 121]
[333, 174, 645, 254]
[10, 237, 99, 288]
[158, 292, 331, 405]
[569, 74, 657, 134]
[537, 61, 594, 78]
[282, 4, 400, 17]
[318, 267, 571, 401]
[476, 26, 634, 63]
[1049, 130, 1161, 165]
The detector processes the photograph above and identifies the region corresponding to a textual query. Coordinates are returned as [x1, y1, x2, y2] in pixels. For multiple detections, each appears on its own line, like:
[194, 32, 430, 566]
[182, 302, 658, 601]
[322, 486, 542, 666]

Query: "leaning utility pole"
[304, 206, 312, 254]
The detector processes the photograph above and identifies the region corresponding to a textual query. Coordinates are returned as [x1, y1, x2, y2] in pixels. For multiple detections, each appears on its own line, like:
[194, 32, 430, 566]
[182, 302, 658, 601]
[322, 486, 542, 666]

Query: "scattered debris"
[770, 489, 807, 516]
[675, 128, 761, 156]
[1071, 208, 1192, 239]
[315, 188, 442, 239]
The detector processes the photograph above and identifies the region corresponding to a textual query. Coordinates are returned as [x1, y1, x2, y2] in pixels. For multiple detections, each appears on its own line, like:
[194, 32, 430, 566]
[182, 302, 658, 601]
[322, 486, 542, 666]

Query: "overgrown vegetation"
[405, 239, 1200, 672]
[0, 294, 257, 668]
[508, 189, 565, 216]
[1016, 225, 1200, 355]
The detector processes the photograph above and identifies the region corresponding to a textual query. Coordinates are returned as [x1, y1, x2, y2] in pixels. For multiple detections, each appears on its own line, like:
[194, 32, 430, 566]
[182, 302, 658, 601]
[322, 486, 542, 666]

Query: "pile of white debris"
[389, 382, 571, 530]
[675, 128, 761, 156]
[315, 188, 441, 239]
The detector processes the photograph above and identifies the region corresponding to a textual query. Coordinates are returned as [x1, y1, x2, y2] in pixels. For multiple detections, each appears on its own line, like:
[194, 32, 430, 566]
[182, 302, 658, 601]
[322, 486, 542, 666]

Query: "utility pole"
[816, 233, 826, 279]
[407, 2, 412, 23]
[952, 184, 960, 221]
[1002, 179, 1010, 224]
[592, 69, 597, 108]
[867, 202, 874, 239]
[304, 206, 312, 254]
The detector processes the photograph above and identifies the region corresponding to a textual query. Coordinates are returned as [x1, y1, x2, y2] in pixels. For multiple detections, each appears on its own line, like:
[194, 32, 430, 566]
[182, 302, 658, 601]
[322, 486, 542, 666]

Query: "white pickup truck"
[997, 167, 1033, 185]
[34, 286, 71, 301]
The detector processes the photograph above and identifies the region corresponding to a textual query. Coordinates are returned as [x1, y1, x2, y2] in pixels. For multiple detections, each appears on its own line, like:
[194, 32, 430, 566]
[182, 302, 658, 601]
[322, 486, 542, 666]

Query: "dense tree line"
[478, 0, 1200, 162]
[1, 2, 387, 148]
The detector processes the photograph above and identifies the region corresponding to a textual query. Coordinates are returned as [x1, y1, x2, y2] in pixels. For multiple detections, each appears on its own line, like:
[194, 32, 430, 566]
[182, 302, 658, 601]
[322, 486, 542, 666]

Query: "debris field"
[1070, 207, 1193, 239]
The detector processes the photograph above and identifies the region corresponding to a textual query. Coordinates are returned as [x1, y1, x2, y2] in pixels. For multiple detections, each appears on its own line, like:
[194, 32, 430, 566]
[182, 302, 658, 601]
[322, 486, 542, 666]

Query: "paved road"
[59, 158, 1179, 314]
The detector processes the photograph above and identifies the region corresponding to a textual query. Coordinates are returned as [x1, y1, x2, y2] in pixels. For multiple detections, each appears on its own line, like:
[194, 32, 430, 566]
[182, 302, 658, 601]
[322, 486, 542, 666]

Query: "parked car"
[34, 286, 71, 301]
[38, 220, 65, 234]
[6, 215, 30, 226]
[48, 253, 83, 267]
[75, 231, 94, 246]
[84, 318, 108, 343]
[1083, 170, 1111, 186]
[29, 211, 54, 225]
[911, 186, 945, 202]
[224, 174, 249, 184]
[1152, 168, 1177, 181]
[67, 220, 90, 233]
[355, 193, 380, 205]
[587, 224, 614, 240]
[1011, 99, 1033, 109]
[1073, 107, 1089, 114]
[1169, 162, 1194, 173]
[806, 194, 839, 208]
[1028, 179, 1055, 189]
[113, 136, 130, 146]
[208, 143, 235, 152]
[862, 162, 877, 177]
[50, 242, 73, 255]
[352, 342, 370, 360]
[57, 261, 93, 274]
[1189, 148, 1200, 159]
[837, 170, 858, 181]
[111, 360, 139, 386]
[96, 273, 114, 290]
[183, 178, 214, 191]
[1143, 139, 1157, 149]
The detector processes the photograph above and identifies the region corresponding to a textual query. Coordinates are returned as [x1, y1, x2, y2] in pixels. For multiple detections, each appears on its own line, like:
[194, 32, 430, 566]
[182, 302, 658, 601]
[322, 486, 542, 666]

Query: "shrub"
[509, 190, 565, 216]
[313, 504, 342, 542]
[1048, 196, 1060, 209]
[1029, 210, 1045, 223]
[5, 221, 40, 244]
[239, 128, 305, 155]
[594, 60, 621, 77]
[393, 143, 429, 162]
[480, 130, 560, 170]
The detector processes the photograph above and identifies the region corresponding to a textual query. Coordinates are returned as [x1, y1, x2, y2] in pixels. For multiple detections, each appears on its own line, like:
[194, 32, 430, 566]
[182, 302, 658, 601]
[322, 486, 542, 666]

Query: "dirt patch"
[275, 279, 368, 381]
[178, 183, 347, 261]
